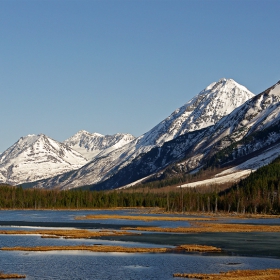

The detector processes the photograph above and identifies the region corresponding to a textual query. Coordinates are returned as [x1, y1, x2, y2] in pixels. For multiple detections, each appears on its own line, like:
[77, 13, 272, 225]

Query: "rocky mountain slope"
[30, 78, 255, 190]
[93, 80, 280, 190]
[0, 134, 88, 185]
[63, 130, 135, 160]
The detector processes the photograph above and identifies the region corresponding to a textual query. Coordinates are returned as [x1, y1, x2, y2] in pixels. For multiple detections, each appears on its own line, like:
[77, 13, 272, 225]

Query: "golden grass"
[75, 214, 216, 222]
[121, 222, 280, 233]
[173, 269, 280, 279]
[0, 229, 137, 239]
[132, 209, 280, 219]
[1, 244, 168, 253]
[0, 272, 25, 279]
[0, 244, 221, 254]
[202, 213, 280, 220]
[176, 244, 221, 252]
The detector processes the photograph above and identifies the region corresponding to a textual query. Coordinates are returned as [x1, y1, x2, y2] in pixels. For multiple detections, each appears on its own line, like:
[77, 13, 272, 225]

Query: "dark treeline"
[0, 184, 279, 214]
[0, 186, 167, 209]
[219, 156, 280, 214]
[0, 184, 219, 212]
[0, 156, 280, 214]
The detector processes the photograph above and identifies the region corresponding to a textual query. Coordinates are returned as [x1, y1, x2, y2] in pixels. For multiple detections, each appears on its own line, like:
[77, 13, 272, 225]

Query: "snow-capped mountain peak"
[203, 78, 251, 96]
[0, 134, 88, 185]
[0, 134, 43, 163]
[64, 130, 135, 160]
[138, 78, 254, 146]
[74, 130, 104, 138]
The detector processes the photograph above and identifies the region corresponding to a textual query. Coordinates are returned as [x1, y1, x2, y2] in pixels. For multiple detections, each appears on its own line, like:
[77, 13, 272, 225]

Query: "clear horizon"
[1, 0, 279, 153]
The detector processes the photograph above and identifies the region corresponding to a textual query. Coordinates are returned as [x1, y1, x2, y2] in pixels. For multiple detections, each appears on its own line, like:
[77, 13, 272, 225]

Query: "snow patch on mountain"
[180, 170, 252, 188]
[188, 142, 280, 189]
[218, 143, 280, 176]
[269, 83, 280, 96]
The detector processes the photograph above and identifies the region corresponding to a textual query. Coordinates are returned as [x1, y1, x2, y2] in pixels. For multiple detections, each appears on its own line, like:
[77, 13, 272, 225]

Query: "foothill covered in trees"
[0, 156, 280, 214]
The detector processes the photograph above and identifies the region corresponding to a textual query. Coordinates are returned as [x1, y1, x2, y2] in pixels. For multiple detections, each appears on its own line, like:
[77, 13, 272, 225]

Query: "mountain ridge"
[63, 130, 135, 160]
[28, 78, 256, 189]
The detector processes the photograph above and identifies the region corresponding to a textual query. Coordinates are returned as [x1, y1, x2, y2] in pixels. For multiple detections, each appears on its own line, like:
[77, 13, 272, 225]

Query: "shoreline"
[1, 210, 280, 259]
[0, 208, 279, 219]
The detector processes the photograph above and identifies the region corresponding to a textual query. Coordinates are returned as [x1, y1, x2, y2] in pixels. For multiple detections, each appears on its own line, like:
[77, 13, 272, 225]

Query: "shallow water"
[0, 210, 280, 279]
[1, 250, 280, 280]
[222, 217, 280, 225]
[0, 209, 192, 228]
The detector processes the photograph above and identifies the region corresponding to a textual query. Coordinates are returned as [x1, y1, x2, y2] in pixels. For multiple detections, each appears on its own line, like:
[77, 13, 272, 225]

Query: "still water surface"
[0, 210, 279, 279]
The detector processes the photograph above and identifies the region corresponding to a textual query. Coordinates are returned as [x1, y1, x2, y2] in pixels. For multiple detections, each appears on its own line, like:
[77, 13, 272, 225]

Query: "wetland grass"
[75, 214, 216, 222]
[122, 222, 280, 233]
[176, 244, 221, 252]
[173, 268, 280, 279]
[1, 244, 221, 254]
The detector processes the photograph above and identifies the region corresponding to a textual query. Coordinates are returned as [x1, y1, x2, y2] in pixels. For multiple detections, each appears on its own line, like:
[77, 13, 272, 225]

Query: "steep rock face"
[32, 78, 255, 189]
[63, 130, 135, 160]
[204, 82, 280, 153]
[0, 134, 88, 185]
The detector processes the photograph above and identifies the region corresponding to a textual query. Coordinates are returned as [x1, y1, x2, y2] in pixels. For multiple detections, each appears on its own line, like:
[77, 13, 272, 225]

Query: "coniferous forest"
[0, 156, 280, 214]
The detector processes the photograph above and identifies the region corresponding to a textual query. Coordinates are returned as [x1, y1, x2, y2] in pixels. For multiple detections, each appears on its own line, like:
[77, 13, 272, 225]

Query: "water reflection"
[1, 250, 280, 280]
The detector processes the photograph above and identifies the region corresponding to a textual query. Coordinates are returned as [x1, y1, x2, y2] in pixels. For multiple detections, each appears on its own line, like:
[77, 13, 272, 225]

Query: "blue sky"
[0, 0, 279, 152]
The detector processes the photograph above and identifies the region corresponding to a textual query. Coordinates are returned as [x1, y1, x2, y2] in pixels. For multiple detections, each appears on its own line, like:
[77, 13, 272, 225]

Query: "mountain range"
[1, 78, 279, 190]
[0, 132, 134, 185]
